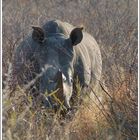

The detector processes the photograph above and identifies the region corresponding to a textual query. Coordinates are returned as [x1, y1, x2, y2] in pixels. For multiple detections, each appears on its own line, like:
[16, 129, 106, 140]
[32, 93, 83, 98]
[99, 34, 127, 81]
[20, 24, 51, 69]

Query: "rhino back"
[42, 20, 74, 37]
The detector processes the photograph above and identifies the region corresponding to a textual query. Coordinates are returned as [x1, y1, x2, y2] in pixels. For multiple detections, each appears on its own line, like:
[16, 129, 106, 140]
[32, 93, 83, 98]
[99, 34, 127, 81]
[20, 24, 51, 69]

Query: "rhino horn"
[54, 70, 64, 101]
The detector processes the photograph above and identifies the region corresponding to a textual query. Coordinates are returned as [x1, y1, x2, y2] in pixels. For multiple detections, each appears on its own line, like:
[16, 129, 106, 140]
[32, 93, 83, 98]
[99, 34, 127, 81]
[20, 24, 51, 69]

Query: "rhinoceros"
[12, 20, 102, 109]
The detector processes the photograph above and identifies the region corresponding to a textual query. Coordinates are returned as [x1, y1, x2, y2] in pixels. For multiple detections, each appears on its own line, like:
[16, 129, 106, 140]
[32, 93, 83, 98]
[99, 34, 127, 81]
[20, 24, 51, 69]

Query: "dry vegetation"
[2, 0, 138, 140]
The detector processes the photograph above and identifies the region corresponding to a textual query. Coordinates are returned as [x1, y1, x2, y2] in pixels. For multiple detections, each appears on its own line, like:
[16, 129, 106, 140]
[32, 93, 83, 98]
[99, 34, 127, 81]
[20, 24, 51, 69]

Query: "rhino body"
[13, 20, 102, 109]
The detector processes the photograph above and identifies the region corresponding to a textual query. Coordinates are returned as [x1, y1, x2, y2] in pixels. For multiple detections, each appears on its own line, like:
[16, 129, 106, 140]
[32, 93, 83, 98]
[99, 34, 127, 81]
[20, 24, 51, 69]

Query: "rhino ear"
[70, 27, 83, 46]
[32, 26, 45, 43]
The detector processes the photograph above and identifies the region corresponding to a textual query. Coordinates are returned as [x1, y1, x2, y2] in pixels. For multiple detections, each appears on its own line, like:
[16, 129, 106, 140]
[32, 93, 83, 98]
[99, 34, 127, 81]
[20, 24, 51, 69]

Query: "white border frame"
[0, 0, 139, 139]
[138, 0, 139, 139]
[1, 0, 2, 139]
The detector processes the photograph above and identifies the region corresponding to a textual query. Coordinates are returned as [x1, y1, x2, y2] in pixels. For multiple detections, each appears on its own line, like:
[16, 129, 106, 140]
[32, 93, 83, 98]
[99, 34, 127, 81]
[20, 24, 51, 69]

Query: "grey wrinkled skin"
[12, 20, 102, 109]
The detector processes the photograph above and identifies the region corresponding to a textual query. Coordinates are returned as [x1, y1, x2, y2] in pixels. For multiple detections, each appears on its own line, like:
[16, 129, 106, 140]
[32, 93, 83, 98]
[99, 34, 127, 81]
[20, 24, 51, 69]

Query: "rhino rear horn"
[56, 70, 63, 89]
[32, 26, 45, 43]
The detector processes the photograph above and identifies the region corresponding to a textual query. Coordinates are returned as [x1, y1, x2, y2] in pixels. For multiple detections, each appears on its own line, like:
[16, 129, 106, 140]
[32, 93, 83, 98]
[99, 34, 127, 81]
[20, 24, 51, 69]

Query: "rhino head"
[32, 26, 83, 109]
